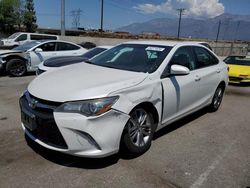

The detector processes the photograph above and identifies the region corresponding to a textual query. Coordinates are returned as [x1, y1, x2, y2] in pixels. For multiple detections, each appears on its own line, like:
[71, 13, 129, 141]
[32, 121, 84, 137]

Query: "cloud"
[133, 0, 225, 18]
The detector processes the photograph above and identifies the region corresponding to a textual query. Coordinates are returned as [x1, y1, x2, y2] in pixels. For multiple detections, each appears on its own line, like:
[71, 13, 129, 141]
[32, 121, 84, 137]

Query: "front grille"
[20, 92, 68, 149]
[229, 76, 243, 82]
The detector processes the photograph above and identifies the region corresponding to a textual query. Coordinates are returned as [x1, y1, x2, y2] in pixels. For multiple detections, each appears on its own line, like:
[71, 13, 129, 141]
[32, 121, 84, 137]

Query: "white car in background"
[0, 40, 87, 76]
[20, 41, 228, 158]
[0, 32, 59, 47]
[37, 46, 112, 75]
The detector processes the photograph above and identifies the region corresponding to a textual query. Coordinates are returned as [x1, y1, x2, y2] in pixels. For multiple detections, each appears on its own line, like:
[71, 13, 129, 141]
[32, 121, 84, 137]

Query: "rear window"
[57, 42, 80, 51]
[82, 48, 106, 59]
[224, 56, 250, 66]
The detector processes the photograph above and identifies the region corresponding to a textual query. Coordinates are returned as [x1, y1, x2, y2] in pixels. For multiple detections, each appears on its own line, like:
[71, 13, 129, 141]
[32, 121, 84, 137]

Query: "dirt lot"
[0, 75, 249, 188]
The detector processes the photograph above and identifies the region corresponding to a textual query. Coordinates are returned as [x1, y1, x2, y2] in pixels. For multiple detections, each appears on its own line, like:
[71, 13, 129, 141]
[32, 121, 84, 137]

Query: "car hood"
[0, 50, 23, 56]
[28, 63, 148, 102]
[228, 64, 250, 75]
[43, 56, 87, 67]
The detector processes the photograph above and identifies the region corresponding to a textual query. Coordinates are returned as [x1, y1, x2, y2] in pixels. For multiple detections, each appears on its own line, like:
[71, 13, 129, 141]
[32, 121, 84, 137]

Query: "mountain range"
[117, 13, 250, 41]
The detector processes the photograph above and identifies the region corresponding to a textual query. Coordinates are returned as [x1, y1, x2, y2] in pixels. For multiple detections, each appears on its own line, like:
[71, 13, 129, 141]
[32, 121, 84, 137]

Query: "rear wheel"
[209, 84, 225, 112]
[6, 59, 26, 77]
[121, 108, 156, 155]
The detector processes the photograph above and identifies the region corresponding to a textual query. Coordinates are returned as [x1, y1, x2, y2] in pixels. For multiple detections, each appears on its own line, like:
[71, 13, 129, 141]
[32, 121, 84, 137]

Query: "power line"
[177, 8, 185, 39]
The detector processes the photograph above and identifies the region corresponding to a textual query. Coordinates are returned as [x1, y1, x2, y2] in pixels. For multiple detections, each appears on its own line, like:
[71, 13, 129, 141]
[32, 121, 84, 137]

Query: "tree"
[0, 0, 22, 33]
[23, 0, 37, 32]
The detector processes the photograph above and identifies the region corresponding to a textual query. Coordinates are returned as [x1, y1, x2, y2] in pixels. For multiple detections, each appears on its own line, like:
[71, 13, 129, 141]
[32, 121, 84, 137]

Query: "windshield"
[13, 41, 41, 51]
[8, 32, 21, 39]
[224, 56, 250, 66]
[90, 44, 172, 73]
[82, 47, 107, 59]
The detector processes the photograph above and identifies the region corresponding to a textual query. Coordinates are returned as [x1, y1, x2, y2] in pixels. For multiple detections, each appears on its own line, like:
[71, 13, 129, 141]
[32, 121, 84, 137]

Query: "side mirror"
[170, 64, 190, 75]
[35, 48, 43, 52]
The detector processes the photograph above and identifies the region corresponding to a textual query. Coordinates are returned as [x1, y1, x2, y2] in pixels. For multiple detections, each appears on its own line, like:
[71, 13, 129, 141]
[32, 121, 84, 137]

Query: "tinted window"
[30, 35, 57, 40]
[15, 34, 27, 42]
[224, 56, 250, 66]
[82, 47, 106, 59]
[169, 46, 195, 70]
[38, 42, 56, 51]
[57, 42, 80, 51]
[193, 47, 218, 69]
[90, 44, 172, 73]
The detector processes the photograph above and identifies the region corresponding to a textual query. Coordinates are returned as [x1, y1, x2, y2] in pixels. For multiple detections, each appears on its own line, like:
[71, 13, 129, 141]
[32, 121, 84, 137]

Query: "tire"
[121, 108, 156, 156]
[208, 84, 225, 112]
[6, 59, 27, 77]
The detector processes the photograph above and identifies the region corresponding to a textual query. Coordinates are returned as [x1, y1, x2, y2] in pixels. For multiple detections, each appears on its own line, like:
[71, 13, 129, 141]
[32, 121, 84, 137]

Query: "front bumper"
[229, 76, 250, 84]
[20, 93, 130, 158]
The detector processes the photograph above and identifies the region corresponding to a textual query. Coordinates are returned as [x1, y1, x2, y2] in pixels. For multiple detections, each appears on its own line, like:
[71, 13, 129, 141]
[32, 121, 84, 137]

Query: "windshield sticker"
[146, 46, 165, 51]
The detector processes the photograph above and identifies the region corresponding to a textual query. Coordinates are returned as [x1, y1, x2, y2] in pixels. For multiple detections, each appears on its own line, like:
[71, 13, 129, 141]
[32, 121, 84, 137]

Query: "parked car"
[78, 42, 96, 49]
[0, 32, 59, 48]
[0, 40, 87, 76]
[224, 55, 250, 84]
[20, 41, 228, 158]
[37, 46, 112, 75]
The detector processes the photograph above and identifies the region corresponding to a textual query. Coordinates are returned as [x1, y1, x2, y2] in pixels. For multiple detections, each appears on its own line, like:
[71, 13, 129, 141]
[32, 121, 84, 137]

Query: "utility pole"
[61, 0, 65, 36]
[177, 8, 185, 39]
[71, 9, 82, 29]
[216, 20, 221, 42]
[100, 0, 104, 32]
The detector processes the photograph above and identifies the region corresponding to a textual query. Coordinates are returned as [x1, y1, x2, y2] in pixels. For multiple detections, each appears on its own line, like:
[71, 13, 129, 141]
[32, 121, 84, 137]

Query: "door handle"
[216, 69, 221, 73]
[195, 75, 201, 81]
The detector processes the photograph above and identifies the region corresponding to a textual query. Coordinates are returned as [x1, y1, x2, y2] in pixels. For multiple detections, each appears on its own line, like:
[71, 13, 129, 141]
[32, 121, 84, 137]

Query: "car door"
[161, 46, 201, 125]
[192, 46, 221, 105]
[30, 42, 57, 69]
[56, 42, 83, 56]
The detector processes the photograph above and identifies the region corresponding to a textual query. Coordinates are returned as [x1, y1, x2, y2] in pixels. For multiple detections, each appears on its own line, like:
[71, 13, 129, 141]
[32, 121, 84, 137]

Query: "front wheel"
[121, 108, 156, 155]
[6, 59, 27, 77]
[208, 84, 225, 112]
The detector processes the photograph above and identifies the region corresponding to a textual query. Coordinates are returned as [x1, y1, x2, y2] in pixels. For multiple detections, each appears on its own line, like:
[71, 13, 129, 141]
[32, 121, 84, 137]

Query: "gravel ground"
[0, 74, 249, 188]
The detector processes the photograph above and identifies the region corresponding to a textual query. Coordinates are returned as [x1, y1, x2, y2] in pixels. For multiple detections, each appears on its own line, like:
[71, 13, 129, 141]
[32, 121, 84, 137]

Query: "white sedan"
[20, 41, 228, 158]
[37, 46, 112, 75]
[0, 40, 87, 76]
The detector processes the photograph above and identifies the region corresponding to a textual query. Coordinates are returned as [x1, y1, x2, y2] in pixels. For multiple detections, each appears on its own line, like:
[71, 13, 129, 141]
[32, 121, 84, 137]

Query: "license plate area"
[21, 108, 37, 131]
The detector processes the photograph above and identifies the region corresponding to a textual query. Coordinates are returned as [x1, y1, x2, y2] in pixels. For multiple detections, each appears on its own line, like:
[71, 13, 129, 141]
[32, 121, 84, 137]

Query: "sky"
[34, 0, 250, 30]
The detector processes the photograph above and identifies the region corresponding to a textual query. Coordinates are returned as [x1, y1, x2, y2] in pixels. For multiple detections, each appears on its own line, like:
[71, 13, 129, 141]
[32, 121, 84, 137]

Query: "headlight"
[55, 96, 119, 116]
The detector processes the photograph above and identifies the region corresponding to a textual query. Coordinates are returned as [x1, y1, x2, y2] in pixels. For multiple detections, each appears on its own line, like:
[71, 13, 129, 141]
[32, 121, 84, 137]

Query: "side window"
[38, 42, 56, 51]
[57, 42, 80, 51]
[15, 34, 27, 42]
[31, 35, 44, 40]
[169, 46, 195, 71]
[193, 47, 218, 69]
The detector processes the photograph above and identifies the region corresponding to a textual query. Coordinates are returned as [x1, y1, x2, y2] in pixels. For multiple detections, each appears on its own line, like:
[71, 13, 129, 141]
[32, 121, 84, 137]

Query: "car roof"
[123, 40, 207, 47]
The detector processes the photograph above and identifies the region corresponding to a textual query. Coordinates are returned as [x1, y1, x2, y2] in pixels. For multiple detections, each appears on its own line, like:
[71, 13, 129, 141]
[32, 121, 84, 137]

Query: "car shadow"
[154, 107, 208, 140]
[229, 83, 250, 87]
[0, 72, 36, 77]
[25, 134, 121, 169]
[25, 107, 209, 169]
